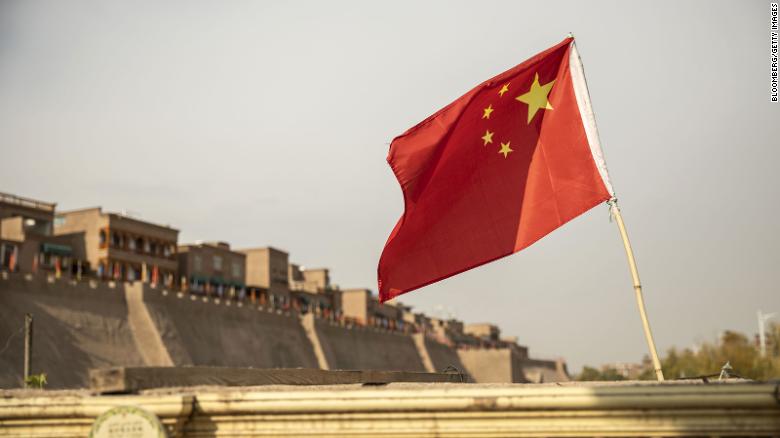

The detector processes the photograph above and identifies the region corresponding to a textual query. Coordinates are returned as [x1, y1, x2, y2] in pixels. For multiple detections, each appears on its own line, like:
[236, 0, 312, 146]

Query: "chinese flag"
[378, 37, 615, 302]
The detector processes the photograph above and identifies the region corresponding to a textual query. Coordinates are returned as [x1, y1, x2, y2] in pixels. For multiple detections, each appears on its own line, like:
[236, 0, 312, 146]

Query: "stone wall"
[423, 336, 468, 374]
[314, 318, 426, 371]
[0, 274, 320, 389]
[141, 287, 319, 369]
[0, 273, 546, 389]
[457, 348, 528, 383]
[0, 275, 145, 388]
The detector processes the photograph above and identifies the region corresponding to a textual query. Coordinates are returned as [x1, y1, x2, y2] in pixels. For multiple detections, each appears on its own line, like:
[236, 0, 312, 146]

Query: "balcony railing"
[0, 191, 56, 212]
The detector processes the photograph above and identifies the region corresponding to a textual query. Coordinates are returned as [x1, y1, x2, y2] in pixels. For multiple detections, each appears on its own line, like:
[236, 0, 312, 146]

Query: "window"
[213, 255, 223, 271]
[231, 262, 241, 278]
[128, 238, 136, 250]
[136, 237, 144, 252]
[99, 230, 107, 246]
[163, 245, 171, 257]
[143, 240, 150, 253]
[193, 255, 202, 271]
[54, 216, 66, 227]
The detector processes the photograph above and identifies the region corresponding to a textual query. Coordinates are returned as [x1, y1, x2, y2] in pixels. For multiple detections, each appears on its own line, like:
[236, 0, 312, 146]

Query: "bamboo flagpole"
[568, 38, 665, 381]
[608, 199, 664, 381]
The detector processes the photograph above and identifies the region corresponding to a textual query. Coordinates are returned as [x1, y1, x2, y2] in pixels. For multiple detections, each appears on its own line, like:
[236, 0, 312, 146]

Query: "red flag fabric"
[378, 37, 614, 302]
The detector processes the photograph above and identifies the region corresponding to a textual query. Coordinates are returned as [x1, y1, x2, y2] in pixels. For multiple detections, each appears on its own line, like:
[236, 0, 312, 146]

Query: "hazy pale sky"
[1, 0, 778, 372]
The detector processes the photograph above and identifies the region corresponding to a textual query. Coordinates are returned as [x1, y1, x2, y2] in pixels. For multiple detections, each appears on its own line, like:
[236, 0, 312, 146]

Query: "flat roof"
[57, 207, 178, 232]
[237, 246, 288, 254]
[0, 191, 56, 212]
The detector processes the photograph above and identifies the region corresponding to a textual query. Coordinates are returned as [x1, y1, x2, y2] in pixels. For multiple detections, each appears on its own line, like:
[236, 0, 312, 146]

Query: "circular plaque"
[89, 405, 168, 438]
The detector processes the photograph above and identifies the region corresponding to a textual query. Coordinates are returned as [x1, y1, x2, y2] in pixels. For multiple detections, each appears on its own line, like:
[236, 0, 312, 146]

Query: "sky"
[1, 0, 778, 372]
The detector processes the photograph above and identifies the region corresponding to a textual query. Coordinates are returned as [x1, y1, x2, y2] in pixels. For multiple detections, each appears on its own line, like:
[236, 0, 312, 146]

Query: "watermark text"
[772, 3, 778, 101]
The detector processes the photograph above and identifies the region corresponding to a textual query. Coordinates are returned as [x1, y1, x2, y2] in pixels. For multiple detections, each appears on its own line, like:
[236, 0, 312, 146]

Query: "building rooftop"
[237, 246, 288, 254]
[57, 207, 178, 232]
[179, 241, 233, 251]
[0, 191, 56, 213]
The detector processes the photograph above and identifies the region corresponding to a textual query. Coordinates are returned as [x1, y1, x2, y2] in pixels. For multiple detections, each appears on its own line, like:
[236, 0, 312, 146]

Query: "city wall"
[0, 275, 145, 388]
[313, 318, 426, 372]
[423, 336, 469, 374]
[140, 285, 320, 369]
[0, 273, 468, 388]
[457, 348, 528, 383]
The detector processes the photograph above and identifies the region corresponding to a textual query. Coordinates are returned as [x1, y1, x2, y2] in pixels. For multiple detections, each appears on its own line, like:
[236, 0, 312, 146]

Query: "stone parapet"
[1, 381, 778, 437]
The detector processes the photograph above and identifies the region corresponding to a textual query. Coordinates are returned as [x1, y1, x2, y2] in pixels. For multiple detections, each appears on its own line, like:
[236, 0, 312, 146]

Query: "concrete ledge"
[1, 382, 778, 437]
[89, 367, 465, 394]
[0, 393, 192, 437]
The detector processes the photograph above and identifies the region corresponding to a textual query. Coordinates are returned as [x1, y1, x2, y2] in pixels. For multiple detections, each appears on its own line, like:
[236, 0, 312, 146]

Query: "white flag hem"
[569, 41, 615, 198]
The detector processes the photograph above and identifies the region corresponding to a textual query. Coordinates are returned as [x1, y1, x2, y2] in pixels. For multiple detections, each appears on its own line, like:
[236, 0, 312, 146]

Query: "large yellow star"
[515, 73, 555, 123]
[482, 104, 494, 119]
[498, 83, 510, 97]
[498, 141, 513, 158]
[481, 130, 494, 146]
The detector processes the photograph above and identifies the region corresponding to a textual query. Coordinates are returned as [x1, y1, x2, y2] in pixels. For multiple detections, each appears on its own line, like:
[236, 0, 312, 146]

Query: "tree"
[583, 323, 780, 381]
[576, 366, 626, 381]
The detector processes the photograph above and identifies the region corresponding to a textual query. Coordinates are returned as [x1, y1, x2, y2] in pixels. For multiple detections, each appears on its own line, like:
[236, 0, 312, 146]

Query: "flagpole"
[608, 199, 665, 381]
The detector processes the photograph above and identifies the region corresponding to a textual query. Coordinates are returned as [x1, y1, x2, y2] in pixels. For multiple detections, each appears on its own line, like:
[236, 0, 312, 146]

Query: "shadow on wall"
[0, 275, 145, 389]
[314, 318, 427, 372]
[141, 286, 319, 369]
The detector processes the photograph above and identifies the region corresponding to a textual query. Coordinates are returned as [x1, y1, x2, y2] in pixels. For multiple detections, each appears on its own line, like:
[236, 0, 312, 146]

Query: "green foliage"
[581, 323, 780, 381]
[656, 325, 780, 380]
[576, 366, 626, 381]
[577, 366, 603, 381]
[24, 373, 47, 389]
[600, 367, 628, 381]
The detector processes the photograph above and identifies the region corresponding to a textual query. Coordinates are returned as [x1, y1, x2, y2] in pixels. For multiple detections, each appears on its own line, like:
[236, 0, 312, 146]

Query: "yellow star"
[515, 73, 555, 123]
[482, 104, 494, 119]
[481, 130, 494, 146]
[498, 141, 513, 158]
[498, 83, 510, 97]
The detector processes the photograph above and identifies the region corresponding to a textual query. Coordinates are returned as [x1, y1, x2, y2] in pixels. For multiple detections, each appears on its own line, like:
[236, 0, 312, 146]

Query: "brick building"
[178, 241, 246, 296]
[0, 191, 85, 275]
[54, 207, 178, 284]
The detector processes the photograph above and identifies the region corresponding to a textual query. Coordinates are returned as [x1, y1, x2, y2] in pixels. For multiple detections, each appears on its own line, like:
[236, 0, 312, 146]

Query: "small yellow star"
[498, 141, 513, 158]
[498, 83, 510, 97]
[515, 73, 555, 123]
[481, 130, 494, 146]
[482, 104, 494, 119]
